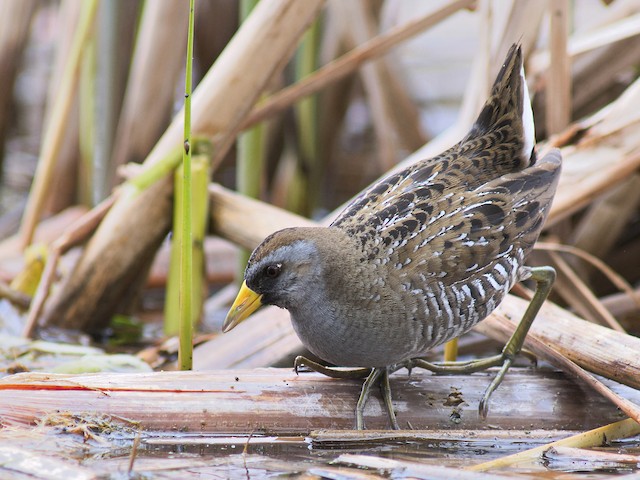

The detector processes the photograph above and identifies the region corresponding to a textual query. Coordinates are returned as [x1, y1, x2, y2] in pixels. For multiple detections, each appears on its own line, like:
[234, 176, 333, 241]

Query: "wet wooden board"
[0, 368, 634, 433]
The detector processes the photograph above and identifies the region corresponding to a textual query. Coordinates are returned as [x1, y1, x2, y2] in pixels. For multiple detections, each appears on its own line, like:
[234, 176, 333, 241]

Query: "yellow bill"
[222, 281, 263, 333]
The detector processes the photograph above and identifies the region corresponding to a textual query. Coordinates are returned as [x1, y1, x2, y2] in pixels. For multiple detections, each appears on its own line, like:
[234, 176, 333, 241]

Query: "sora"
[223, 44, 561, 429]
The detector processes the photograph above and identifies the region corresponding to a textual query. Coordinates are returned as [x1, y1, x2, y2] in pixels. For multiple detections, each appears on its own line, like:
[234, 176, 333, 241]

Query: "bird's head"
[222, 227, 327, 333]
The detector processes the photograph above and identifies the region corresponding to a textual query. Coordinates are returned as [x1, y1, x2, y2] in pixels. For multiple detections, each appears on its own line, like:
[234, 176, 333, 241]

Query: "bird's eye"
[265, 264, 282, 278]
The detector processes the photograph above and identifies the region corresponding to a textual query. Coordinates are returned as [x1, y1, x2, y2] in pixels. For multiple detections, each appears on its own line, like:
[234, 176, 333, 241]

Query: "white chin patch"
[520, 64, 535, 161]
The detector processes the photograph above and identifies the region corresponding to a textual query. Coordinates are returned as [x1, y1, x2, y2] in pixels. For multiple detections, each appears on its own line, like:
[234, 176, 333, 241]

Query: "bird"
[223, 44, 561, 429]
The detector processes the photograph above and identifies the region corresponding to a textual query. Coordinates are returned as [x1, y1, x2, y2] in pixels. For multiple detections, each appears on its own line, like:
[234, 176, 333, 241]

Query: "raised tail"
[463, 44, 536, 172]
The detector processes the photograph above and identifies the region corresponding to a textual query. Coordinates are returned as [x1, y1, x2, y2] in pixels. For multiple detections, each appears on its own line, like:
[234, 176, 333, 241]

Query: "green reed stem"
[166, 155, 210, 337]
[178, 0, 195, 371]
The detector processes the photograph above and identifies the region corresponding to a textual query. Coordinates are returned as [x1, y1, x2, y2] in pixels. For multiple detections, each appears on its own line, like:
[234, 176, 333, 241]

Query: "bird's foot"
[293, 356, 371, 379]
[404, 355, 504, 375]
[292, 357, 399, 430]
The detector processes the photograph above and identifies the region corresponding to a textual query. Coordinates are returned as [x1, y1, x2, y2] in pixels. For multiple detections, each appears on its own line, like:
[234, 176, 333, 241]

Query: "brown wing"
[332, 142, 528, 245]
[338, 149, 561, 285]
[392, 149, 561, 284]
[331, 155, 448, 240]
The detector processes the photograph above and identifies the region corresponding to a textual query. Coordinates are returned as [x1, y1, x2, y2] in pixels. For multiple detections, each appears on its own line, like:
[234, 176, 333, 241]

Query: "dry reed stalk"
[547, 139, 640, 226]
[477, 295, 640, 391]
[350, 1, 427, 152]
[570, 175, 640, 259]
[529, 1, 640, 74]
[600, 288, 640, 322]
[529, 4, 640, 129]
[570, 11, 640, 55]
[468, 419, 640, 472]
[580, 73, 640, 139]
[545, 251, 625, 332]
[239, 0, 476, 132]
[457, 1, 545, 133]
[110, 1, 189, 178]
[19, 0, 98, 249]
[38, 0, 325, 332]
[534, 242, 640, 306]
[0, 368, 635, 432]
[377, 61, 428, 151]
[23, 196, 116, 337]
[0, 0, 36, 160]
[314, 13, 358, 204]
[93, 1, 138, 202]
[43, 1, 80, 116]
[0, 207, 88, 262]
[337, 0, 399, 170]
[209, 183, 314, 247]
[41, 1, 83, 216]
[545, 0, 571, 135]
[540, 73, 640, 225]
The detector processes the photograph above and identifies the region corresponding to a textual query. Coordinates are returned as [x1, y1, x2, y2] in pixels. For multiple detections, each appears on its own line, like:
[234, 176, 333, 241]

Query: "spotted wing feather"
[374, 149, 562, 285]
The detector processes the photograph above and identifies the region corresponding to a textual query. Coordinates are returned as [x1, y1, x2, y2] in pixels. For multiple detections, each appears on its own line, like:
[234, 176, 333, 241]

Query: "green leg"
[355, 367, 385, 430]
[379, 368, 400, 430]
[410, 266, 556, 418]
[478, 266, 555, 417]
